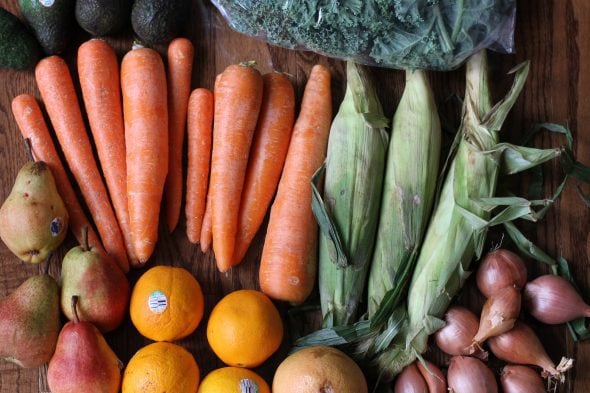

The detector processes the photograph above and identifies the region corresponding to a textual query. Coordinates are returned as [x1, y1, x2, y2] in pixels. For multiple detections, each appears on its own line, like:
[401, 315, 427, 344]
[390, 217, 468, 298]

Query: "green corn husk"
[316, 61, 389, 328]
[373, 50, 531, 379]
[366, 68, 442, 318]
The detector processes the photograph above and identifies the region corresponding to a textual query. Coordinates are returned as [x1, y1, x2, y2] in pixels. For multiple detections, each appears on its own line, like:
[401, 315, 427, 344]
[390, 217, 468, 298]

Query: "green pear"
[61, 228, 129, 333]
[47, 296, 122, 393]
[0, 274, 61, 367]
[0, 159, 68, 263]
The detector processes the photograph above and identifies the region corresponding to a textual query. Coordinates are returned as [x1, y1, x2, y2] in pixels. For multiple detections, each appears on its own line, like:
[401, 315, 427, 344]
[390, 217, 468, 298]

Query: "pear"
[48, 296, 122, 393]
[60, 227, 129, 333]
[0, 274, 61, 367]
[0, 154, 68, 263]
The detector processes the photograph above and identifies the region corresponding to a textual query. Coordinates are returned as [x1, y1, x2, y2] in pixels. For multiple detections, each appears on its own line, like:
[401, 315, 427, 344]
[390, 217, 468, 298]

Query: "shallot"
[447, 356, 498, 393]
[434, 306, 486, 358]
[394, 362, 428, 393]
[416, 360, 446, 393]
[472, 285, 521, 347]
[501, 365, 546, 393]
[487, 321, 573, 379]
[524, 274, 590, 324]
[476, 249, 527, 297]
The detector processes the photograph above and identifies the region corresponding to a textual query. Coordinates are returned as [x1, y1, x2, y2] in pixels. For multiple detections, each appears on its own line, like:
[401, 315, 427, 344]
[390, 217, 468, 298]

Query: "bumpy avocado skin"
[75, 0, 133, 36]
[0, 8, 41, 70]
[131, 0, 190, 45]
[18, 0, 75, 55]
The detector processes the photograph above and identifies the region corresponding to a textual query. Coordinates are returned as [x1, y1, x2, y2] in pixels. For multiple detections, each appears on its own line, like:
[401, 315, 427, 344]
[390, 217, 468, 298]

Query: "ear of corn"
[316, 61, 388, 328]
[366, 68, 442, 318]
[373, 50, 532, 378]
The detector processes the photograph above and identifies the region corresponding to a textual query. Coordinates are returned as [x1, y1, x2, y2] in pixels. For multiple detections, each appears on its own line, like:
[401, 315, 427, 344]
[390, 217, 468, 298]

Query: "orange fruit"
[206, 289, 283, 368]
[122, 341, 200, 393]
[272, 346, 368, 393]
[130, 265, 204, 341]
[197, 367, 270, 393]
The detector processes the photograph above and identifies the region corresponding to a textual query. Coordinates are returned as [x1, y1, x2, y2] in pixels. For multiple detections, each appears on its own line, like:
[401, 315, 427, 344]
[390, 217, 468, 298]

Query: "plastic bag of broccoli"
[211, 0, 516, 70]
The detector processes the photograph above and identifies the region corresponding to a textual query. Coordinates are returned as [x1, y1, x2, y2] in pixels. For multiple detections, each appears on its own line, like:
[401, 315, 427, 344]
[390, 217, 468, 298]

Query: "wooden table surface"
[1, 0, 589, 392]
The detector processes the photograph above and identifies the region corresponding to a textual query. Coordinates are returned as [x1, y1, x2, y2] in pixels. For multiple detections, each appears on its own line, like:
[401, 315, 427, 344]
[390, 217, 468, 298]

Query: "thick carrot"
[232, 72, 295, 265]
[77, 38, 138, 267]
[210, 63, 263, 272]
[259, 64, 332, 304]
[185, 88, 213, 244]
[11, 94, 105, 255]
[35, 56, 129, 272]
[164, 38, 194, 232]
[121, 47, 168, 263]
[200, 193, 212, 253]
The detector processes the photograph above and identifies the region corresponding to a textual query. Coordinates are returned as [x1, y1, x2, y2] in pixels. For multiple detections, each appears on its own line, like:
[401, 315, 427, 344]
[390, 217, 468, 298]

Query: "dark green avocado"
[0, 7, 41, 70]
[75, 0, 133, 36]
[18, 0, 76, 55]
[131, 0, 190, 45]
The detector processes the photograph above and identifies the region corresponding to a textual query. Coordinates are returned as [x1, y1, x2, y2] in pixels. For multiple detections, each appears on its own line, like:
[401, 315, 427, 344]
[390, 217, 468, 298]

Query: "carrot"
[259, 64, 332, 304]
[210, 63, 263, 272]
[200, 193, 212, 253]
[35, 56, 129, 272]
[232, 72, 295, 265]
[121, 47, 168, 263]
[11, 94, 105, 255]
[77, 38, 138, 267]
[164, 38, 194, 232]
[185, 88, 213, 244]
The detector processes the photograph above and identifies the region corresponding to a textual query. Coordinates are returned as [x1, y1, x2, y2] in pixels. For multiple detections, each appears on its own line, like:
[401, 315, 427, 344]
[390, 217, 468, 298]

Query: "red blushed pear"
[0, 274, 60, 368]
[60, 227, 129, 333]
[48, 296, 122, 393]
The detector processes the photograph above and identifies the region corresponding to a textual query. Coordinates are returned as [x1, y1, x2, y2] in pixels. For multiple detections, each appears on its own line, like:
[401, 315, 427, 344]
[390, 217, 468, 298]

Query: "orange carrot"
[232, 72, 295, 265]
[259, 64, 332, 304]
[200, 193, 212, 253]
[121, 47, 168, 263]
[11, 94, 105, 255]
[185, 88, 213, 244]
[77, 38, 138, 267]
[210, 63, 263, 272]
[164, 38, 194, 232]
[35, 56, 129, 272]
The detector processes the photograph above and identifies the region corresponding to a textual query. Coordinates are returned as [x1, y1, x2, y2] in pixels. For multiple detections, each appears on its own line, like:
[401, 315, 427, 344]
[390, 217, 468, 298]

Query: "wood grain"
[1, 0, 589, 392]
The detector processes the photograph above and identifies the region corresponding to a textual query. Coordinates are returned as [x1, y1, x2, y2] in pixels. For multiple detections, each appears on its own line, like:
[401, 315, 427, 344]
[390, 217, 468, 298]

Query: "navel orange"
[198, 367, 270, 393]
[129, 265, 204, 341]
[122, 341, 200, 393]
[206, 289, 283, 368]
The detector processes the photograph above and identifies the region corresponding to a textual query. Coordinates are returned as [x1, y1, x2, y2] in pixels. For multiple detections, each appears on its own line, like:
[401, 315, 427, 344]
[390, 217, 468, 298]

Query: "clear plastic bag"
[212, 0, 516, 71]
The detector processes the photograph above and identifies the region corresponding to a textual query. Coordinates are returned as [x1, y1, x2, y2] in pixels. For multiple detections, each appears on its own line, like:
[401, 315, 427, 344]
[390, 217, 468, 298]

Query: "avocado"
[131, 0, 190, 45]
[18, 0, 76, 55]
[75, 0, 132, 36]
[0, 8, 41, 70]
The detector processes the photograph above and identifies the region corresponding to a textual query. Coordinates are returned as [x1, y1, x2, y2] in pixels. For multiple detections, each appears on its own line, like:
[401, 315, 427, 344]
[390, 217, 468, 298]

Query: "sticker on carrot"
[164, 37, 194, 232]
[232, 72, 295, 266]
[35, 56, 129, 272]
[185, 88, 213, 244]
[259, 64, 332, 304]
[11, 94, 105, 256]
[210, 63, 263, 272]
[121, 47, 168, 264]
[77, 38, 138, 266]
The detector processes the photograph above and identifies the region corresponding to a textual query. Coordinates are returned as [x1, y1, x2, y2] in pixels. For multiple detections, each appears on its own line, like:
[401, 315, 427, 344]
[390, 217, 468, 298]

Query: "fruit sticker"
[148, 290, 167, 314]
[38, 0, 55, 7]
[240, 378, 259, 393]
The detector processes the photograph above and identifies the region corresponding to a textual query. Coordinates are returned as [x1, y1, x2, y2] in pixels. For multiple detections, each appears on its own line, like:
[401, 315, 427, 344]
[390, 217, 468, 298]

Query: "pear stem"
[23, 138, 35, 162]
[81, 226, 89, 252]
[71, 296, 80, 324]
